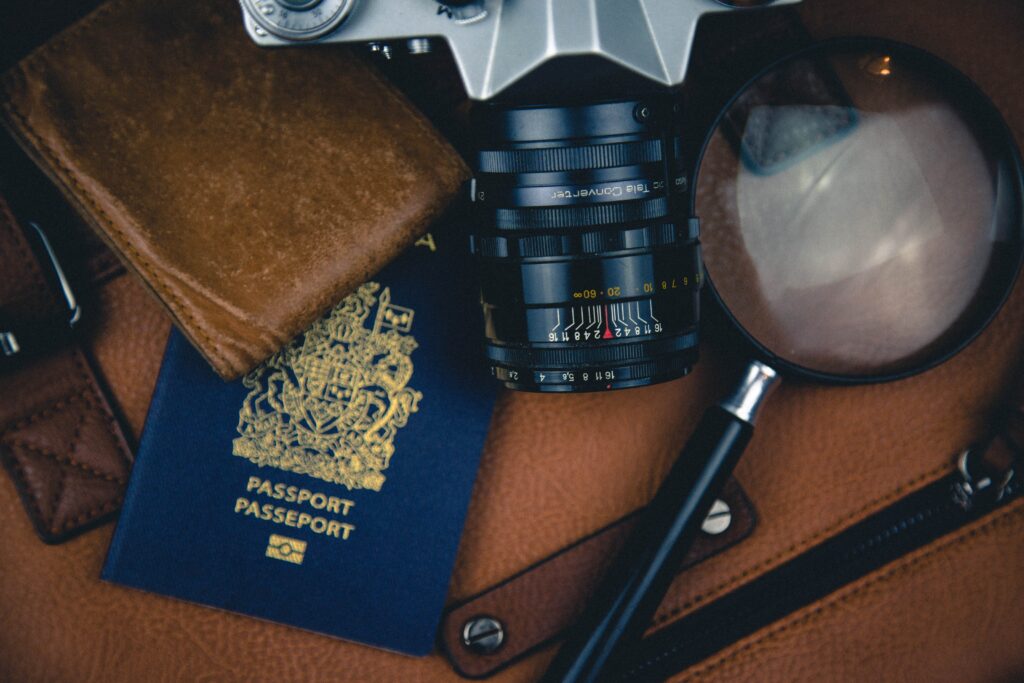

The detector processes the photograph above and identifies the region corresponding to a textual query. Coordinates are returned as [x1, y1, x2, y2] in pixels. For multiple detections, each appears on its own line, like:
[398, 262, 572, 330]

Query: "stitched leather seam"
[0, 348, 129, 535]
[61, 498, 120, 530]
[0, 356, 130, 466]
[4, 440, 127, 484]
[38, 352, 128, 525]
[651, 462, 952, 627]
[0, 388, 91, 436]
[47, 455, 67, 533]
[1, 441, 124, 534]
[0, 448, 49, 530]
[0, 100, 231, 373]
[0, 104, 132, 539]
[44, 395, 87, 532]
[669, 500, 1024, 683]
[67, 348, 132, 470]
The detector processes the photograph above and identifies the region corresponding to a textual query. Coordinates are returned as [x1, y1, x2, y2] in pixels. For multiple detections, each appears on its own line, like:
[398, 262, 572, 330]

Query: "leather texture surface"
[1007, 380, 1024, 450]
[441, 479, 756, 678]
[2, 0, 1024, 681]
[0, 197, 135, 542]
[664, 498, 1024, 683]
[0, 0, 469, 380]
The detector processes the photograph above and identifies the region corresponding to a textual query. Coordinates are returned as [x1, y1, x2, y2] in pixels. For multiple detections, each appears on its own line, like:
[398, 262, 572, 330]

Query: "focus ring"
[470, 98, 696, 393]
[471, 220, 699, 258]
[493, 353, 697, 391]
[493, 198, 670, 230]
[486, 331, 698, 367]
[478, 139, 664, 174]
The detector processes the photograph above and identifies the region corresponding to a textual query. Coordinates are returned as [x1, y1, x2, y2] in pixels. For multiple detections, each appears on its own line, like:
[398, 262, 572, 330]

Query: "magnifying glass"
[542, 39, 1024, 683]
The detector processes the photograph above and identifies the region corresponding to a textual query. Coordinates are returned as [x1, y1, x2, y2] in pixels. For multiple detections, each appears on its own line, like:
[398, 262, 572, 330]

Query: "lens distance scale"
[470, 99, 701, 392]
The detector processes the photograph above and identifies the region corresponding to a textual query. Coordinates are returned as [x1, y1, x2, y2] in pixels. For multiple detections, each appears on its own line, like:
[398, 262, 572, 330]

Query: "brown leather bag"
[1, 0, 1023, 682]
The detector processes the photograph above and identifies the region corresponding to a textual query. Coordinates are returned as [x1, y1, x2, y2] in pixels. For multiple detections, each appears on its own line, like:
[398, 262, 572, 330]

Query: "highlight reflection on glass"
[699, 46, 1020, 377]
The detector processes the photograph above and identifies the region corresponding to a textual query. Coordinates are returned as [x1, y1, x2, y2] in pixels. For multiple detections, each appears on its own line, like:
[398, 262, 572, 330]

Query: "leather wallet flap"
[0, 0, 469, 380]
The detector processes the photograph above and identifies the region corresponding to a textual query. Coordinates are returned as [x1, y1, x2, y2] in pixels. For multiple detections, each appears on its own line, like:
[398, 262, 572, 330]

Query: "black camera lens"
[469, 99, 702, 392]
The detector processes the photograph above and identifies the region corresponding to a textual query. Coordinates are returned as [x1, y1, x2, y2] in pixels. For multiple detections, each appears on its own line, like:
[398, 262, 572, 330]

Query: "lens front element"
[471, 99, 702, 392]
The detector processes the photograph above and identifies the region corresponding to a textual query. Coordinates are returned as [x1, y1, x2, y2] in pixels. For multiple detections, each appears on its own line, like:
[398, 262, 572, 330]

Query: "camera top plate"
[237, 0, 801, 100]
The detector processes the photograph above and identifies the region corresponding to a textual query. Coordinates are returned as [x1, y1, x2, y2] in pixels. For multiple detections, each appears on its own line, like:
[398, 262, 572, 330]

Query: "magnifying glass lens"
[698, 43, 1022, 378]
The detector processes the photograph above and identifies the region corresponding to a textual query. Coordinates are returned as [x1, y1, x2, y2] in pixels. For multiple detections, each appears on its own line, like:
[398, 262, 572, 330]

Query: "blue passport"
[102, 234, 495, 656]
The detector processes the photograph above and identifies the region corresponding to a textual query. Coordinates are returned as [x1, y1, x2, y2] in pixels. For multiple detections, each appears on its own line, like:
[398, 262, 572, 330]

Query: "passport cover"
[102, 233, 496, 656]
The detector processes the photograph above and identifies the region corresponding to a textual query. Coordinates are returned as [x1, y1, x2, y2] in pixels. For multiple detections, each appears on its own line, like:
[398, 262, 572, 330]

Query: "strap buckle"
[1, 222, 82, 360]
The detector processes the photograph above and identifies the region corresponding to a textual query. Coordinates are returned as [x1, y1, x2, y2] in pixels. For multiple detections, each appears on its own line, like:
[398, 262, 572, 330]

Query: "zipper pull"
[952, 445, 1016, 511]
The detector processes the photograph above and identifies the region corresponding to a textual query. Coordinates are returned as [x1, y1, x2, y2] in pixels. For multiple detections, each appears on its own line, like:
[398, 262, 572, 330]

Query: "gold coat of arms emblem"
[232, 283, 422, 491]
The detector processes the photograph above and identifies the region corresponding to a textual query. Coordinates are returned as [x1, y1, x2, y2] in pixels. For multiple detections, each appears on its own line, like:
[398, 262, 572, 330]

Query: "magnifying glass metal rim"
[692, 36, 1024, 385]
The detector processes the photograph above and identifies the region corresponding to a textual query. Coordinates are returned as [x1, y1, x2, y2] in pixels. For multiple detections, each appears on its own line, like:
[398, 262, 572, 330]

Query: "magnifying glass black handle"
[541, 362, 779, 683]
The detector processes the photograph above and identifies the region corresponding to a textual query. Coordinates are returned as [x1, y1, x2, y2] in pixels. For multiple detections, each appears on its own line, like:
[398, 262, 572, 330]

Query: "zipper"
[614, 449, 1021, 682]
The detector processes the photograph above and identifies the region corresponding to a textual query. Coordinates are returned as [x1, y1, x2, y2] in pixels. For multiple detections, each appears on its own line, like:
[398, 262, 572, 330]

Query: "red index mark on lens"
[603, 305, 613, 339]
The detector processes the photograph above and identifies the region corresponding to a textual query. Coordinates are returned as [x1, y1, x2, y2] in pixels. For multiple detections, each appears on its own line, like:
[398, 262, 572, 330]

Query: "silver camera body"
[237, 0, 799, 101]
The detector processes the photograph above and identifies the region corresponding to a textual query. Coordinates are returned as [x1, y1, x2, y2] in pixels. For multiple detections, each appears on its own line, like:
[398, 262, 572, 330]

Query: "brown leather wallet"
[0, 0, 469, 380]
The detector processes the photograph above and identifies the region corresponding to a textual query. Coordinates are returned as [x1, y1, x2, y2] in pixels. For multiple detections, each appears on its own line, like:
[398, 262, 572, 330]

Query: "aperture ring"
[471, 219, 699, 258]
[493, 198, 669, 230]
[486, 331, 698, 367]
[477, 139, 665, 174]
[492, 351, 696, 392]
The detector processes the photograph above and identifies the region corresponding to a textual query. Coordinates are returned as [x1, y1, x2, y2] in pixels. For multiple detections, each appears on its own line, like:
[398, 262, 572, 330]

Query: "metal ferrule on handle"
[721, 361, 779, 423]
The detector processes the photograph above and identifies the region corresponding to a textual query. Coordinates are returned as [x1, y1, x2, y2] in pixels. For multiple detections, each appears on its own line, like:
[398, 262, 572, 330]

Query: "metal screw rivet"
[368, 42, 393, 60]
[633, 103, 651, 124]
[407, 38, 433, 55]
[462, 615, 505, 655]
[701, 499, 732, 536]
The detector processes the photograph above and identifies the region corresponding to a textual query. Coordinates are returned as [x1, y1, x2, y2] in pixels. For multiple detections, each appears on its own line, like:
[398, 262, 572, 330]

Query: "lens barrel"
[470, 99, 702, 392]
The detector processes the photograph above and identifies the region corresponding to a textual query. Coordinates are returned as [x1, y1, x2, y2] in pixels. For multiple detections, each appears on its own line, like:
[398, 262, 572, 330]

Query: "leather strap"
[440, 478, 756, 678]
[0, 197, 133, 544]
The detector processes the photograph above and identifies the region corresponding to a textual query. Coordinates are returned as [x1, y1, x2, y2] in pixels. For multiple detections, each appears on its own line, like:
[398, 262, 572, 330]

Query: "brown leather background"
[441, 479, 758, 678]
[0, 0, 469, 380]
[666, 498, 1024, 683]
[1, 0, 1024, 682]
